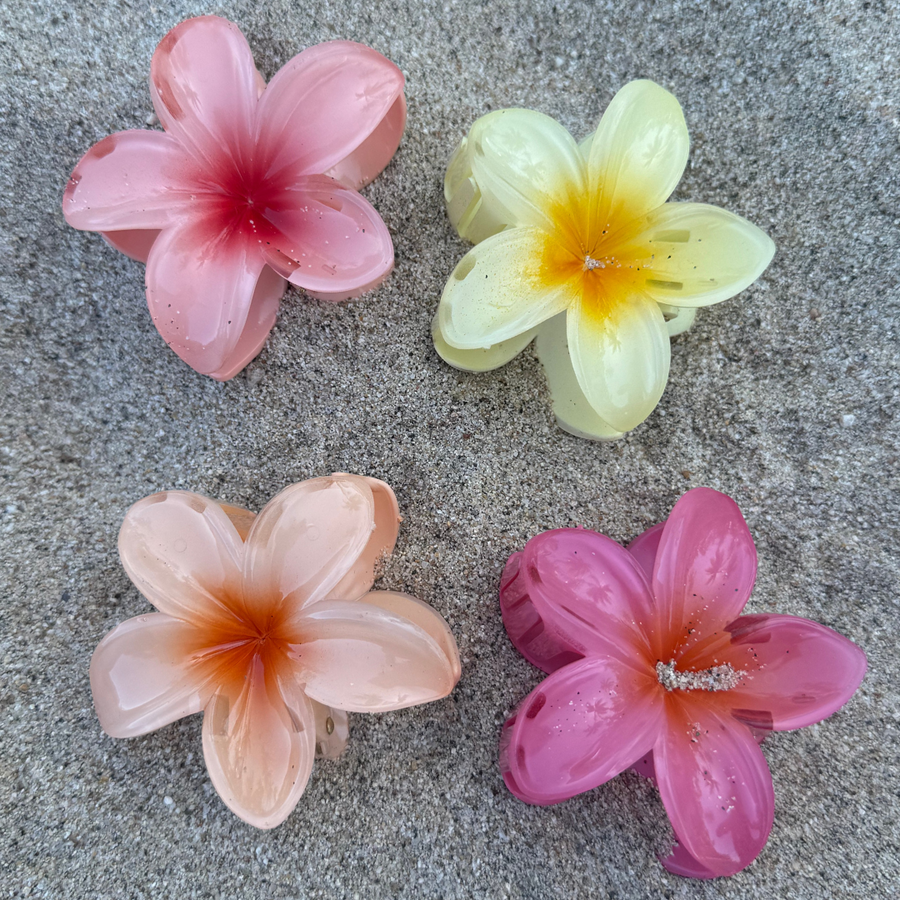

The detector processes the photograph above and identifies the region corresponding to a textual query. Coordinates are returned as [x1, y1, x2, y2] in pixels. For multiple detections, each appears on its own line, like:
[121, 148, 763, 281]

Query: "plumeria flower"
[435, 81, 775, 439]
[499, 487, 866, 877]
[91, 475, 461, 828]
[63, 16, 405, 380]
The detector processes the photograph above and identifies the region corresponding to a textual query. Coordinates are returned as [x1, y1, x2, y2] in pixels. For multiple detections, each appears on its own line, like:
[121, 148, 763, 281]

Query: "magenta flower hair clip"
[91, 475, 460, 828]
[499, 487, 866, 877]
[63, 16, 405, 380]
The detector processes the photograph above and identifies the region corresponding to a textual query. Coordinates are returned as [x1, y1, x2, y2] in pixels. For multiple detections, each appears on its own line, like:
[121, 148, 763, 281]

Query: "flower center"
[656, 659, 743, 692]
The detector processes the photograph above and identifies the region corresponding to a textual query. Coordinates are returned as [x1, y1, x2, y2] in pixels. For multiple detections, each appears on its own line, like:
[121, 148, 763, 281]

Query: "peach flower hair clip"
[64, 16, 405, 379]
[91, 476, 461, 828]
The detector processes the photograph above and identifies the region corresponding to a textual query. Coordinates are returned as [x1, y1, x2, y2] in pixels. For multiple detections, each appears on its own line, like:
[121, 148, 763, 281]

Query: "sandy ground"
[1, 0, 898, 897]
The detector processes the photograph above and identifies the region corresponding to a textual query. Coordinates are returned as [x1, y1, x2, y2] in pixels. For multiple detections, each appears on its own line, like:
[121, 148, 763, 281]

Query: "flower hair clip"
[91, 475, 461, 828]
[436, 81, 775, 439]
[499, 487, 866, 876]
[64, 16, 405, 380]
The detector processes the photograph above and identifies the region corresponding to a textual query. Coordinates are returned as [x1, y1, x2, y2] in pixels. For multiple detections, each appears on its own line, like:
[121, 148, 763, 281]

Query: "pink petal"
[241, 476, 376, 621]
[652, 488, 757, 641]
[257, 41, 405, 186]
[202, 659, 316, 829]
[310, 700, 349, 759]
[721, 614, 867, 731]
[150, 16, 259, 170]
[500, 657, 663, 805]
[90, 613, 210, 737]
[654, 699, 774, 877]
[102, 229, 161, 263]
[626, 521, 666, 582]
[326, 477, 401, 601]
[144, 220, 279, 379]
[502, 529, 660, 672]
[63, 130, 200, 232]
[118, 491, 243, 625]
[261, 176, 394, 300]
[294, 599, 459, 712]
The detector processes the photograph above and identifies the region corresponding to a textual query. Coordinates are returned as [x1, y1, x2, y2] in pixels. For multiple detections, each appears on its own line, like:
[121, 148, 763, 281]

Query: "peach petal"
[257, 41, 405, 185]
[310, 699, 350, 759]
[295, 599, 459, 712]
[118, 491, 243, 625]
[90, 613, 210, 738]
[202, 659, 316, 829]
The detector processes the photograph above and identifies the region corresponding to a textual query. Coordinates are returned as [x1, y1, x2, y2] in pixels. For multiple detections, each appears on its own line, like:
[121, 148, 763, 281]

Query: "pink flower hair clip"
[63, 16, 406, 380]
[91, 475, 461, 828]
[499, 487, 866, 877]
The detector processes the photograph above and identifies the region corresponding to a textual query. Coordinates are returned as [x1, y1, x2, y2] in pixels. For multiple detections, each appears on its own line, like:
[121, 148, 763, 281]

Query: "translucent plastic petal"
[262, 176, 393, 299]
[63, 131, 200, 231]
[150, 16, 259, 170]
[436, 227, 574, 349]
[90, 613, 210, 738]
[626, 521, 666, 581]
[720, 615, 867, 731]
[502, 528, 659, 670]
[257, 41, 405, 184]
[501, 657, 663, 805]
[460, 109, 587, 244]
[145, 221, 268, 378]
[433, 317, 538, 373]
[202, 659, 316, 829]
[311, 700, 349, 759]
[242, 476, 375, 619]
[655, 699, 774, 877]
[588, 80, 689, 229]
[118, 491, 244, 625]
[534, 312, 625, 441]
[444, 135, 509, 244]
[659, 302, 697, 337]
[102, 229, 161, 263]
[613, 203, 776, 308]
[325, 477, 401, 601]
[567, 289, 671, 434]
[652, 488, 757, 640]
[295, 599, 458, 712]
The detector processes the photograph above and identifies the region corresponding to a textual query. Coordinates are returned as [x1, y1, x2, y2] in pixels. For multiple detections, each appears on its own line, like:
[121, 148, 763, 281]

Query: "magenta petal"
[63, 131, 200, 232]
[510, 529, 659, 668]
[257, 41, 405, 185]
[655, 701, 774, 877]
[145, 222, 270, 378]
[661, 841, 720, 879]
[262, 176, 394, 299]
[501, 657, 662, 805]
[90, 613, 209, 738]
[723, 614, 867, 731]
[150, 16, 259, 169]
[653, 487, 757, 636]
[626, 521, 665, 582]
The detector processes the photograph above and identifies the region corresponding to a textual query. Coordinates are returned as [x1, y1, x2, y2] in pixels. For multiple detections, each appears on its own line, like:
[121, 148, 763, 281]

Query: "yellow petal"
[433, 314, 538, 372]
[612, 202, 776, 307]
[436, 226, 575, 349]
[567, 288, 671, 433]
[659, 302, 697, 336]
[588, 80, 689, 233]
[535, 314, 625, 440]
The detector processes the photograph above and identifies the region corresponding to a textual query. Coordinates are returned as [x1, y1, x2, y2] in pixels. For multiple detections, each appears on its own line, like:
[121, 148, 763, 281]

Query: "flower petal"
[202, 659, 316, 829]
[655, 700, 774, 877]
[102, 229, 161, 263]
[63, 131, 200, 232]
[720, 615, 867, 731]
[90, 613, 210, 738]
[436, 227, 574, 349]
[501, 528, 660, 672]
[257, 41, 405, 185]
[626, 521, 666, 581]
[118, 491, 244, 625]
[145, 220, 274, 379]
[588, 80, 689, 227]
[295, 599, 458, 712]
[659, 302, 697, 337]
[500, 657, 663, 805]
[613, 203, 775, 308]
[534, 312, 625, 440]
[652, 488, 757, 640]
[325, 477, 401, 602]
[150, 16, 259, 170]
[261, 176, 393, 300]
[242, 476, 375, 620]
[567, 288, 671, 434]
[433, 317, 538, 373]
[310, 700, 349, 759]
